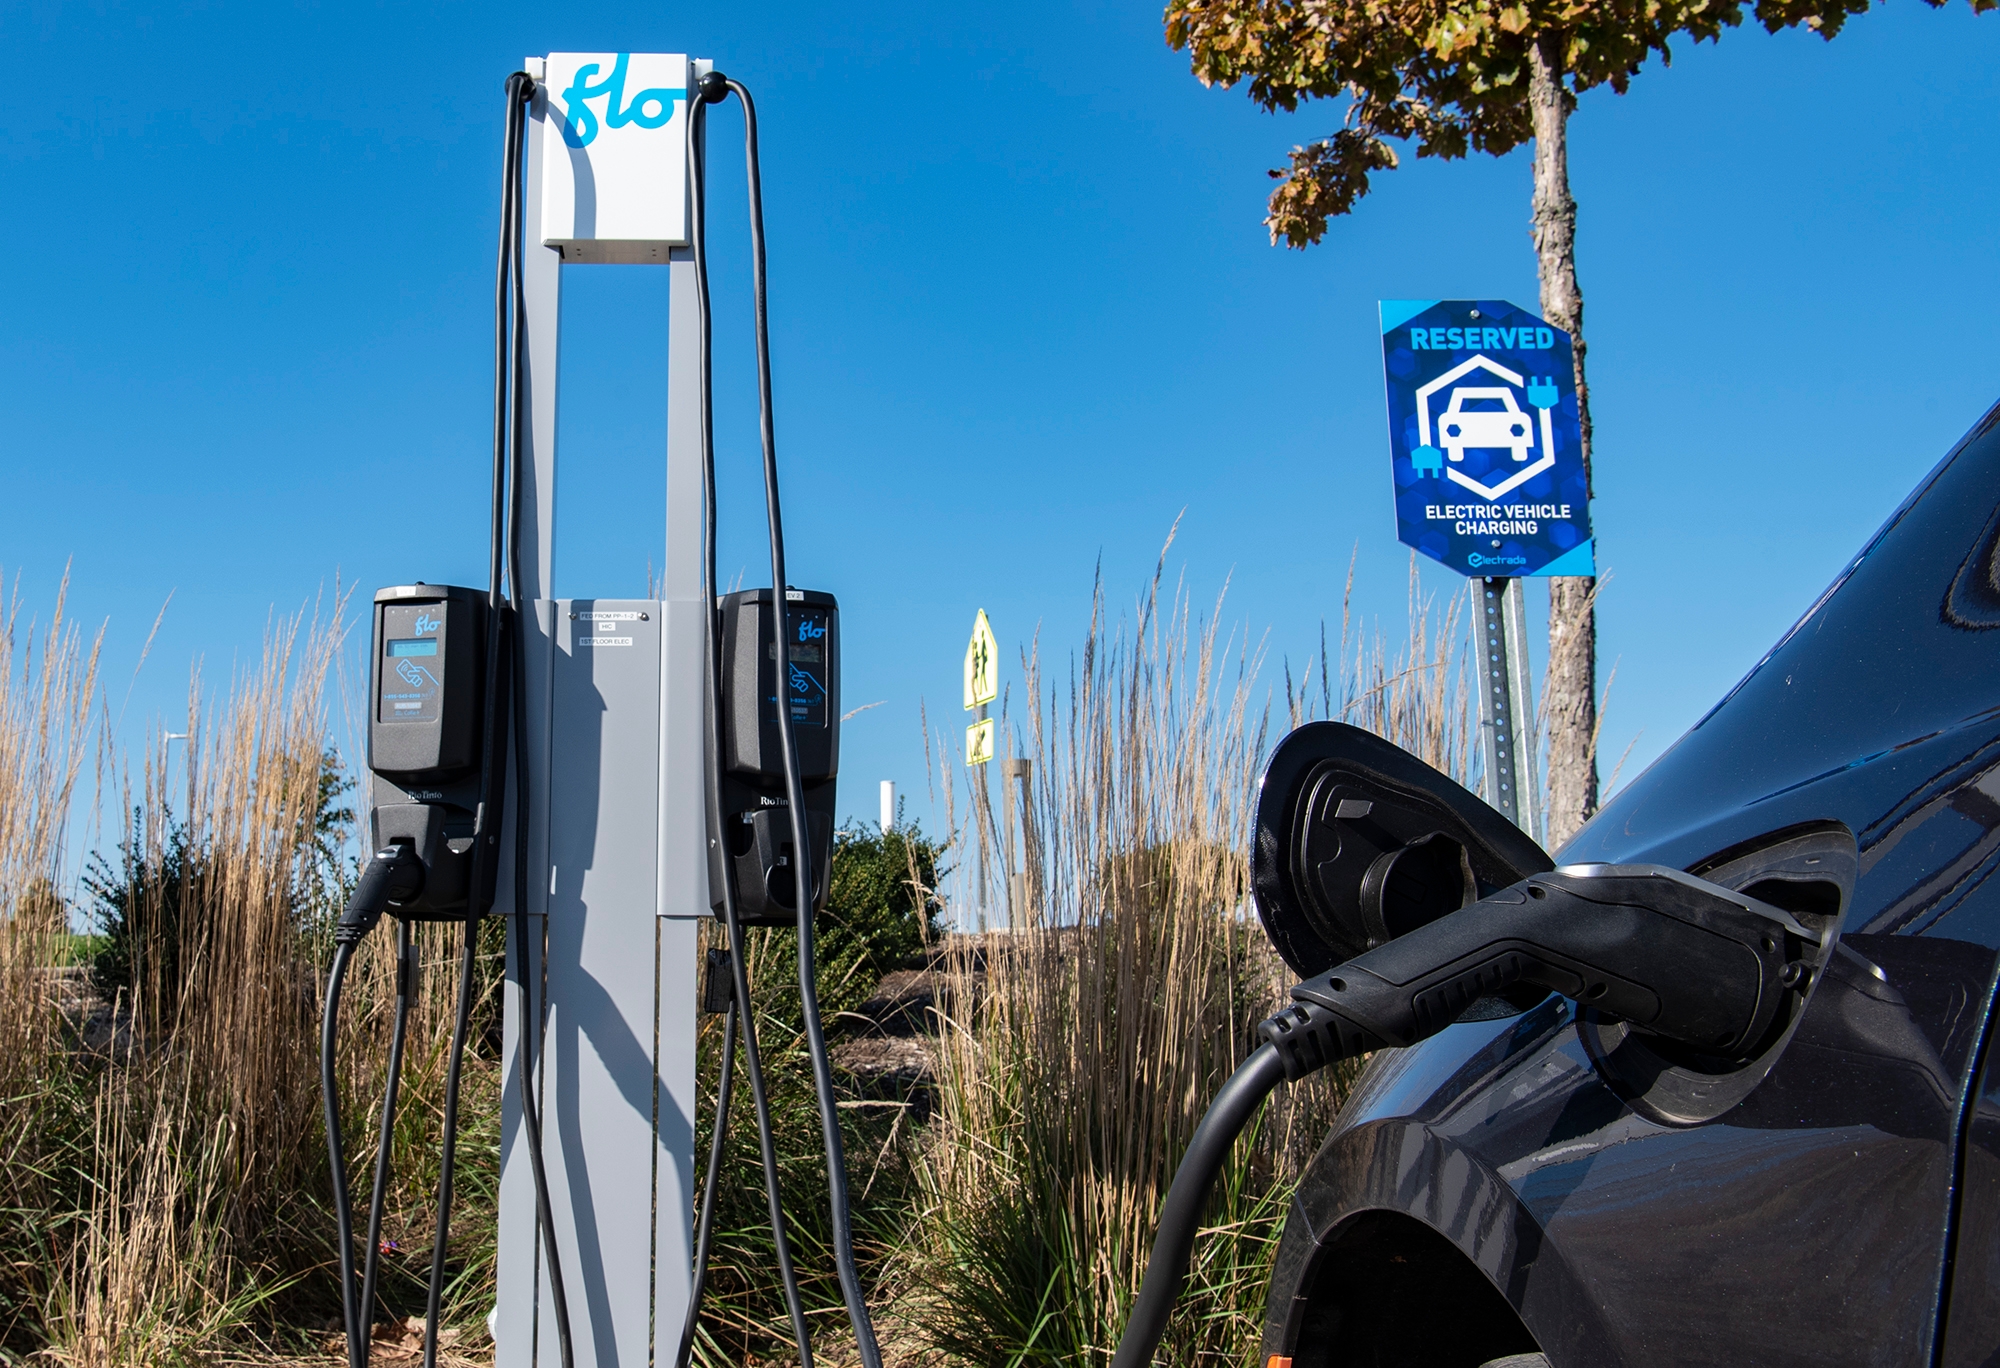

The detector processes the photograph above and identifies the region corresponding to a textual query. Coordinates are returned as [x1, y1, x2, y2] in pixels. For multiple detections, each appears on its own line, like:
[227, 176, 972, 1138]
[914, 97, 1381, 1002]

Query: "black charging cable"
[358, 917, 414, 1353]
[411, 66, 542, 1367]
[722, 73, 886, 1368]
[495, 67, 577, 1368]
[321, 69, 574, 1368]
[676, 74, 819, 1368]
[322, 844, 425, 1368]
[323, 942, 366, 1368]
[422, 923, 479, 1368]
[409, 64, 536, 1367]
[679, 979, 737, 1366]
[1108, 1044, 1288, 1368]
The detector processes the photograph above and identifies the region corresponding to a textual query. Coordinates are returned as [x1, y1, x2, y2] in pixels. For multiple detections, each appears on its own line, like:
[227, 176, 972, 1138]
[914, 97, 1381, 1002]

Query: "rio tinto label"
[538, 53, 691, 263]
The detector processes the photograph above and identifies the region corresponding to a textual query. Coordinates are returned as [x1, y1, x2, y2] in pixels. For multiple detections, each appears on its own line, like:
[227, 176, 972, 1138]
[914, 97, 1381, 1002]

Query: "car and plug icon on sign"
[1408, 359, 1561, 500]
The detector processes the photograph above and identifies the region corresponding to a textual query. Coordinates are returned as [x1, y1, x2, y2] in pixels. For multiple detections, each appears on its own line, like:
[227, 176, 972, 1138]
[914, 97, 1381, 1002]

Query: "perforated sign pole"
[1469, 578, 1542, 844]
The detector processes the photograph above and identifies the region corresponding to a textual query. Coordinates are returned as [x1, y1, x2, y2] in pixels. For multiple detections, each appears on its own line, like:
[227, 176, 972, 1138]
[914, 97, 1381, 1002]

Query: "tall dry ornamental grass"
[0, 573, 105, 1349]
[42, 601, 352, 1363]
[1285, 553, 1475, 783]
[0, 583, 507, 1366]
[0, 572, 101, 1028]
[0, 604, 350, 1360]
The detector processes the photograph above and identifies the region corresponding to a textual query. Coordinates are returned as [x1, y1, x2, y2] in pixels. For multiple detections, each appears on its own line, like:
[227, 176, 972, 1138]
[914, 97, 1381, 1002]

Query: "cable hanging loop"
[675, 73, 820, 1368]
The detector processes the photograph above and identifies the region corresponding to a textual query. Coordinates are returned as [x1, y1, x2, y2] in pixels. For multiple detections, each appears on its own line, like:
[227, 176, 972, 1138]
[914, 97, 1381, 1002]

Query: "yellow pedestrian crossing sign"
[963, 609, 998, 711]
[965, 717, 995, 767]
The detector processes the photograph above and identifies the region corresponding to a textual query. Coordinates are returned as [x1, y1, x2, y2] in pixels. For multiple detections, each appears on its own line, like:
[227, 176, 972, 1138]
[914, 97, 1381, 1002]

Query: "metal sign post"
[1469, 577, 1543, 844]
[1379, 298, 1589, 841]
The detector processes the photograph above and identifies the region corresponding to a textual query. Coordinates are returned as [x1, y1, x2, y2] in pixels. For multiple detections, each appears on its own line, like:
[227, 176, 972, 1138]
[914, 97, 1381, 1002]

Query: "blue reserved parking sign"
[1380, 300, 1594, 578]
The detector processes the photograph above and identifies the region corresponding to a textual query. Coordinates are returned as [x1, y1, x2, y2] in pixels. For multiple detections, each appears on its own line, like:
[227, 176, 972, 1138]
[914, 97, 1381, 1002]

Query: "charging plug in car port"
[1248, 724, 1855, 1100]
[1577, 824, 1855, 1125]
[1115, 839, 1827, 1368]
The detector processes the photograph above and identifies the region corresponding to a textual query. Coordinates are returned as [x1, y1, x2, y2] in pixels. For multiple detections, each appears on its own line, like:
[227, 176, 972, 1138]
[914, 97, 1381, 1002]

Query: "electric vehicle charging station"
[322, 57, 1853, 1368]
[325, 54, 853, 1368]
[489, 55, 713, 1368]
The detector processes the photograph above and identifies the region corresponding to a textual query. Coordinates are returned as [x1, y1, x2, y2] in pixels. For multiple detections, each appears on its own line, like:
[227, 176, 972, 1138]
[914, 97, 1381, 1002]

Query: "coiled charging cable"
[670, 70, 887, 1368]
[675, 72, 820, 1368]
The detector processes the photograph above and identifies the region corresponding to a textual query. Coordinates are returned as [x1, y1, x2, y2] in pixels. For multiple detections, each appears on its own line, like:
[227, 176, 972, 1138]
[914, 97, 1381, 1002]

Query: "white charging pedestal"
[487, 53, 714, 1368]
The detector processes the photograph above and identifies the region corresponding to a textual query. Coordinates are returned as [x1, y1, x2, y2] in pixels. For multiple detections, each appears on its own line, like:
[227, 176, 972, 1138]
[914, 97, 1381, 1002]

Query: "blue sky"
[6, 0, 1998, 848]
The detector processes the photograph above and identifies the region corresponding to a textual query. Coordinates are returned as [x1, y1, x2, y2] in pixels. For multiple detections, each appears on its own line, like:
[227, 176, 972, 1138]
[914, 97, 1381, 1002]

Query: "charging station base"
[495, 599, 705, 1367]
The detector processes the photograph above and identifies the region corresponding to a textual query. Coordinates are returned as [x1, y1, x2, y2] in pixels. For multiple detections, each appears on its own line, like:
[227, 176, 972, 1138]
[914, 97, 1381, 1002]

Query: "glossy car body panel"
[1267, 401, 2000, 1367]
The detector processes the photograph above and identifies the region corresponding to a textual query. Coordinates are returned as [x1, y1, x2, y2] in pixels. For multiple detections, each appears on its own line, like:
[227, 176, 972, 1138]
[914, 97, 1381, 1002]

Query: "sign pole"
[1502, 577, 1543, 846]
[1470, 577, 1540, 841]
[1002, 757, 1032, 918]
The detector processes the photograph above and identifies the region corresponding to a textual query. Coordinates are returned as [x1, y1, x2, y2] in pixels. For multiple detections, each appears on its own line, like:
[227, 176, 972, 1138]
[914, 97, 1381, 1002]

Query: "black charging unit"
[714, 588, 839, 925]
[366, 584, 503, 918]
[326, 583, 530, 1368]
[323, 582, 511, 1368]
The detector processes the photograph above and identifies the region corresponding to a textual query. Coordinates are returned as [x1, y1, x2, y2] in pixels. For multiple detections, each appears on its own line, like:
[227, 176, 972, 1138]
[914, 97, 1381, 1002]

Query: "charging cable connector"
[335, 843, 426, 945]
[1111, 862, 1813, 1368]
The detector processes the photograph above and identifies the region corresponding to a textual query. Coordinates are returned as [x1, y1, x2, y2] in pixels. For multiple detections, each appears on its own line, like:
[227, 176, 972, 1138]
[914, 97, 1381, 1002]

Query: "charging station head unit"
[367, 584, 503, 920]
[714, 588, 839, 925]
[371, 586, 486, 778]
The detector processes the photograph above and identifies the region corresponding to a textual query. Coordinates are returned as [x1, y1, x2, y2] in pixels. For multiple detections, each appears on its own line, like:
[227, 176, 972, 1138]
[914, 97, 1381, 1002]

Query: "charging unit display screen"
[777, 609, 830, 729]
[377, 605, 449, 725]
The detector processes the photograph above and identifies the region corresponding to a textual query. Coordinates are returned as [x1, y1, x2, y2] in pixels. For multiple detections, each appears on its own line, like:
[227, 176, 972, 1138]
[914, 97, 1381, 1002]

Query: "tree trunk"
[1529, 32, 1599, 849]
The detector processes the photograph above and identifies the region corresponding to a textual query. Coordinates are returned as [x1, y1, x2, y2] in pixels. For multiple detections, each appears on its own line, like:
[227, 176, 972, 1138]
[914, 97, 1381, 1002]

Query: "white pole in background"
[881, 780, 896, 832]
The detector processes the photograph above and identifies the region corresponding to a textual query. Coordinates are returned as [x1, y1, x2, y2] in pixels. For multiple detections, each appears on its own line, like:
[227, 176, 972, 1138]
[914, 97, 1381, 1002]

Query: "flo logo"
[560, 53, 684, 149]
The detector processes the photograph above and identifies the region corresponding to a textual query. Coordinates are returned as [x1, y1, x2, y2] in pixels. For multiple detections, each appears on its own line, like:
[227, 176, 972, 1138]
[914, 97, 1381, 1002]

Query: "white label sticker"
[579, 611, 644, 621]
[580, 636, 633, 647]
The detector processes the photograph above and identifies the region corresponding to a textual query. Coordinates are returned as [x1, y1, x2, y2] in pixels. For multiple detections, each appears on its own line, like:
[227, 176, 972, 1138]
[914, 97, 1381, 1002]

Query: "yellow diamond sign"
[965, 717, 995, 767]
[963, 609, 998, 711]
